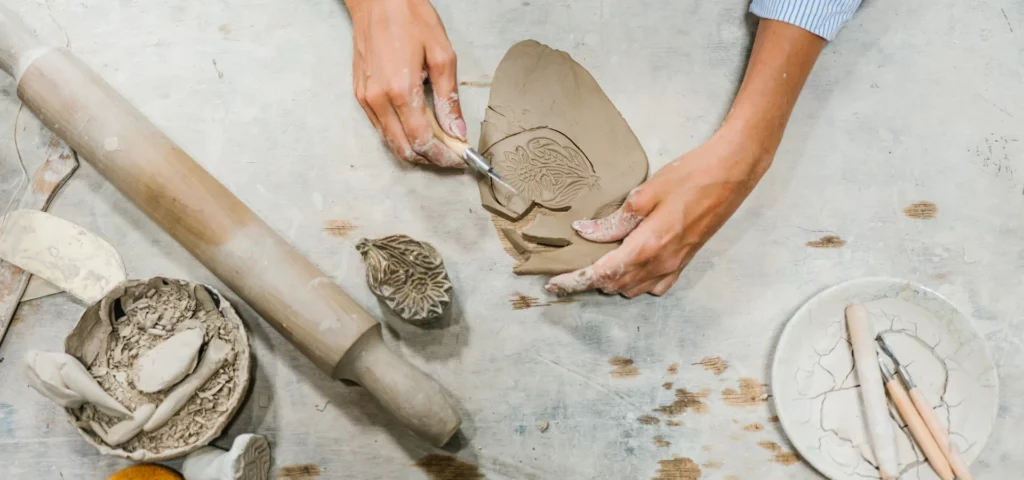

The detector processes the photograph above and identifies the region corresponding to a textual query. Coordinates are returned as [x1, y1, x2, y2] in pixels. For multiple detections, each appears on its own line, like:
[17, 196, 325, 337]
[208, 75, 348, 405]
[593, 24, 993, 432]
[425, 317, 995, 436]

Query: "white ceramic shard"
[144, 338, 233, 433]
[90, 403, 156, 447]
[24, 350, 131, 418]
[134, 328, 205, 393]
[0, 210, 127, 304]
[181, 434, 272, 480]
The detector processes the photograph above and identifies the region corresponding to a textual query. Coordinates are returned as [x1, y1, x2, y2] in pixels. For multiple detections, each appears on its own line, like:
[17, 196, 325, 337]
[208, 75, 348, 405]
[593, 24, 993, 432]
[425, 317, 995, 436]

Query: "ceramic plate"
[772, 278, 998, 479]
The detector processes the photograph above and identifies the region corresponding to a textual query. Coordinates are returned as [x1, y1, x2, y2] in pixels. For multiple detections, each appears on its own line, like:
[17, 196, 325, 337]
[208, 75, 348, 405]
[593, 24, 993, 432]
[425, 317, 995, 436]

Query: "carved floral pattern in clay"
[356, 235, 453, 325]
[490, 135, 600, 210]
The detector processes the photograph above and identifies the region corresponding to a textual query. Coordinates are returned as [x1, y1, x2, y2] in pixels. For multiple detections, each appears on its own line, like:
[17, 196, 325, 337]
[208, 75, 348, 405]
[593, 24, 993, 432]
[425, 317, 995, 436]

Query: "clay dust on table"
[744, 422, 765, 432]
[805, 235, 847, 248]
[757, 440, 802, 466]
[73, 279, 245, 454]
[903, 201, 938, 219]
[277, 464, 323, 479]
[637, 415, 661, 425]
[665, 363, 679, 375]
[323, 220, 358, 237]
[652, 435, 671, 448]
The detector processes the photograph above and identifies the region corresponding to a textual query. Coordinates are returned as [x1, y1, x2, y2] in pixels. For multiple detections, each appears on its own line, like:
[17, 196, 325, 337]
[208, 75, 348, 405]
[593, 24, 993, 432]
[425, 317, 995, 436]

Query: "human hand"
[544, 131, 773, 298]
[347, 0, 466, 167]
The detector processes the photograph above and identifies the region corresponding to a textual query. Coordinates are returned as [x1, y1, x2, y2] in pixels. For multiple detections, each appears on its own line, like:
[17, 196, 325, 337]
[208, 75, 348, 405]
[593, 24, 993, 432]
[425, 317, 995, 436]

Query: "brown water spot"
[459, 79, 492, 88]
[757, 441, 800, 466]
[772, 452, 801, 466]
[744, 423, 764, 432]
[277, 464, 321, 479]
[654, 388, 711, 416]
[653, 435, 671, 448]
[666, 363, 679, 375]
[768, 416, 779, 423]
[638, 415, 660, 425]
[218, 24, 232, 35]
[415, 455, 484, 480]
[701, 461, 723, 469]
[693, 357, 728, 375]
[509, 292, 577, 310]
[903, 201, 938, 219]
[666, 420, 682, 427]
[609, 357, 640, 378]
[662, 382, 674, 390]
[653, 457, 701, 480]
[722, 378, 767, 407]
[805, 235, 846, 248]
[324, 220, 357, 237]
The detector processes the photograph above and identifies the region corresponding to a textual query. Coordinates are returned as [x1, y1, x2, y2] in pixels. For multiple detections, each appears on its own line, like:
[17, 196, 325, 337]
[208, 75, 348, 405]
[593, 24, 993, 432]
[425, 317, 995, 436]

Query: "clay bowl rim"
[63, 277, 253, 462]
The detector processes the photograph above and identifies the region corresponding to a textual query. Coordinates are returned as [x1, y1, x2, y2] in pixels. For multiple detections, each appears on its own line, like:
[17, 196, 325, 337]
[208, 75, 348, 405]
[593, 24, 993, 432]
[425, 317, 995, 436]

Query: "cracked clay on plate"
[772, 278, 998, 480]
[477, 40, 649, 275]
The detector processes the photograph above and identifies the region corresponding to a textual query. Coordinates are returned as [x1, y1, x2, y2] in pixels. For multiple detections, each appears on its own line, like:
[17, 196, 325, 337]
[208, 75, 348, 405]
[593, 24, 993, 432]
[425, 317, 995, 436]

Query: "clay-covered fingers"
[425, 44, 467, 141]
[544, 241, 639, 295]
[571, 187, 654, 243]
[391, 80, 465, 168]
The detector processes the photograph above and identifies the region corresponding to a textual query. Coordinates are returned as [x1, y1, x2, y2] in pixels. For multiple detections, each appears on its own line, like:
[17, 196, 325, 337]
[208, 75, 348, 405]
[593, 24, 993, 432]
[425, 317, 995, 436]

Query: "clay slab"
[772, 278, 998, 480]
[476, 40, 649, 275]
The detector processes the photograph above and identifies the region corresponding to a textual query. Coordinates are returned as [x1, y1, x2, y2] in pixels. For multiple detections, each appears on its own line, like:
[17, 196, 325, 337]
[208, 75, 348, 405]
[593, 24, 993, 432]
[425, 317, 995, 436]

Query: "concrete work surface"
[1, 0, 1022, 478]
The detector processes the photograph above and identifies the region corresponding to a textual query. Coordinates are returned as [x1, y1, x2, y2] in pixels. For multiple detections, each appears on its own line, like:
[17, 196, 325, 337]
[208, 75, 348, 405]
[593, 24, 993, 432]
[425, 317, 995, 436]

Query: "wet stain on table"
[609, 357, 640, 378]
[903, 201, 938, 219]
[654, 388, 711, 416]
[722, 378, 767, 407]
[415, 454, 484, 480]
[653, 456, 702, 480]
[805, 235, 846, 248]
[693, 356, 729, 375]
[277, 464, 321, 479]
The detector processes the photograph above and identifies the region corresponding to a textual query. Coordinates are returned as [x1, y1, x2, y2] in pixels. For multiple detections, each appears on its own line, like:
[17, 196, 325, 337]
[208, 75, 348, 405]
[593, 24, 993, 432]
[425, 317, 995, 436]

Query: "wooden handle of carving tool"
[909, 388, 973, 480]
[884, 377, 955, 480]
[845, 304, 899, 479]
[427, 107, 470, 156]
[0, 6, 460, 446]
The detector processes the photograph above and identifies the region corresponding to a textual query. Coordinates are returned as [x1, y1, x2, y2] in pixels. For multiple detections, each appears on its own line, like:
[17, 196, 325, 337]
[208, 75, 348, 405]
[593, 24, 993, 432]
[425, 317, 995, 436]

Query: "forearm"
[717, 19, 826, 169]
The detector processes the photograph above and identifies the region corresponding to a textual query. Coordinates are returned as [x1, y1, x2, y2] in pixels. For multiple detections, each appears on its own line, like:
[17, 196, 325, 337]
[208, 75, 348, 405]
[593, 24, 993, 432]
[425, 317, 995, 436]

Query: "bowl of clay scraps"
[63, 277, 252, 461]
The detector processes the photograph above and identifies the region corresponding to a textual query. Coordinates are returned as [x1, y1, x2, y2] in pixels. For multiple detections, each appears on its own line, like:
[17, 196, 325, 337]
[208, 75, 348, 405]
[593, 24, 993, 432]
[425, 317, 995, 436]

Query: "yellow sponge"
[107, 464, 183, 480]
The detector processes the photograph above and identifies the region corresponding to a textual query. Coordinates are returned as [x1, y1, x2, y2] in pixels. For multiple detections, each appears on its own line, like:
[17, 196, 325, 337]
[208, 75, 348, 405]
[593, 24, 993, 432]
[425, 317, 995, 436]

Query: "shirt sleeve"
[749, 0, 863, 41]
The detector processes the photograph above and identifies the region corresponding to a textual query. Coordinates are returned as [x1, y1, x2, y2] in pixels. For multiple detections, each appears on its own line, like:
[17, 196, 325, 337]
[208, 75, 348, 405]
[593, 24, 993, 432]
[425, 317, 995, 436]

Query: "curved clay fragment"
[356, 234, 453, 326]
[476, 40, 649, 275]
[133, 328, 205, 393]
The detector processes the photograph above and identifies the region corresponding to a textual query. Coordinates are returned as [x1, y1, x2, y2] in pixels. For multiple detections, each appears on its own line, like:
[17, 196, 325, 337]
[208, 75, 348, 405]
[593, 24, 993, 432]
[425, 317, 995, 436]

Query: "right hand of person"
[346, 0, 467, 168]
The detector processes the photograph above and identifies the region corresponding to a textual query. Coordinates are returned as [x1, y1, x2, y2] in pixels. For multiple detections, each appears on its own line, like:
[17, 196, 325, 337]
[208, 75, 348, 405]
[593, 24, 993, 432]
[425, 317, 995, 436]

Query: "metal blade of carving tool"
[462, 147, 519, 195]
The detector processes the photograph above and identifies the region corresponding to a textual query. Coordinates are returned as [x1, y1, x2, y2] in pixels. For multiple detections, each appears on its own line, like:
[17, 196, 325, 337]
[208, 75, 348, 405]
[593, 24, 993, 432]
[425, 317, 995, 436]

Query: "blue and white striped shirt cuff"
[750, 0, 863, 41]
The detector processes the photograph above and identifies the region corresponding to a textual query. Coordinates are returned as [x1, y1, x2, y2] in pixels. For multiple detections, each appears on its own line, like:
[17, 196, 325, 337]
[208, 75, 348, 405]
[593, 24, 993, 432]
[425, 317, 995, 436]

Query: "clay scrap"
[181, 433, 272, 480]
[0, 209, 127, 304]
[356, 234, 453, 326]
[133, 328, 204, 394]
[477, 40, 649, 275]
[24, 350, 131, 418]
[57, 278, 251, 461]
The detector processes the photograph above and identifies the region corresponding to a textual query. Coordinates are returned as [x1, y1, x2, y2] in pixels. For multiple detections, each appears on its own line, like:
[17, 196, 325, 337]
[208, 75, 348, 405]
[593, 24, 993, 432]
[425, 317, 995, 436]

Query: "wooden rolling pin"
[0, 6, 460, 446]
[845, 304, 898, 479]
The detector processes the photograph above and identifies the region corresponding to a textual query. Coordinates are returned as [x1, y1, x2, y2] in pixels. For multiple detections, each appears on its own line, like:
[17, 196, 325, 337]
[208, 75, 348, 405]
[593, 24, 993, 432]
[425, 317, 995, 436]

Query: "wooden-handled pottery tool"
[0, 6, 460, 446]
[845, 303, 899, 479]
[878, 358, 955, 480]
[427, 108, 519, 194]
[879, 335, 973, 480]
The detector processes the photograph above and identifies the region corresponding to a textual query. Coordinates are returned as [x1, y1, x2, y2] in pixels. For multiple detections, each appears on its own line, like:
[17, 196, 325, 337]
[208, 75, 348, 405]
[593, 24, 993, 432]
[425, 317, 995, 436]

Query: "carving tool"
[427, 109, 519, 194]
[879, 357, 955, 480]
[879, 335, 973, 480]
[0, 6, 460, 446]
[845, 303, 899, 479]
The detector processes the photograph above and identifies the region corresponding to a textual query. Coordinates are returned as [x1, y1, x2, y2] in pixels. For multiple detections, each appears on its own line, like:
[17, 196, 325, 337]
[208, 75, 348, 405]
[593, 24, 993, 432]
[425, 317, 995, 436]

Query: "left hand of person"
[544, 128, 773, 298]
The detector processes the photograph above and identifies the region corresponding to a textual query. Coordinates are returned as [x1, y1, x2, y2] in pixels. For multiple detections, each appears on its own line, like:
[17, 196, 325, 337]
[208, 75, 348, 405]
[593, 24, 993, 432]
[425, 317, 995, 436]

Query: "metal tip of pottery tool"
[489, 173, 518, 195]
[876, 335, 916, 388]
